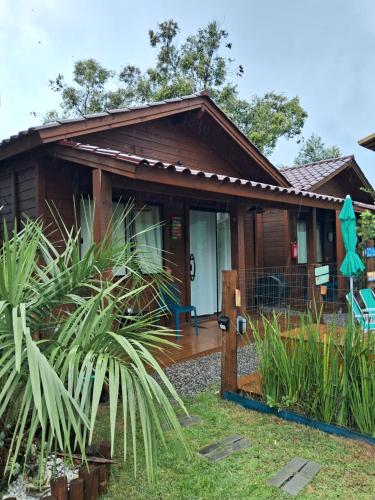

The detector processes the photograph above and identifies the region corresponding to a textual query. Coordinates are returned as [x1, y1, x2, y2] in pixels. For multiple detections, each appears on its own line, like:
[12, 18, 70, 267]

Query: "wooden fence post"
[220, 270, 238, 396]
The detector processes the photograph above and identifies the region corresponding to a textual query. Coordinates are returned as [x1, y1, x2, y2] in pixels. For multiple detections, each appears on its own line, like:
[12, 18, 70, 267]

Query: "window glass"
[80, 200, 163, 274]
[134, 206, 163, 274]
[297, 219, 307, 264]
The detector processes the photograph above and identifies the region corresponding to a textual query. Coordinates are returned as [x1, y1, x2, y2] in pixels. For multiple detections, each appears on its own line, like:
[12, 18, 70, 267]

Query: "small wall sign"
[367, 271, 375, 282]
[314, 265, 329, 277]
[171, 216, 183, 240]
[365, 247, 375, 258]
[314, 265, 329, 285]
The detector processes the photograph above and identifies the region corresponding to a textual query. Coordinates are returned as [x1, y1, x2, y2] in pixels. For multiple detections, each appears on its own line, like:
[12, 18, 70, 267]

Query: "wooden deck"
[156, 318, 223, 368]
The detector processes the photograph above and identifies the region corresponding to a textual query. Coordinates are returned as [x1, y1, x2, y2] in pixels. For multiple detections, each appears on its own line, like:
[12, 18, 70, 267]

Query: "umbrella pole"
[350, 276, 354, 330]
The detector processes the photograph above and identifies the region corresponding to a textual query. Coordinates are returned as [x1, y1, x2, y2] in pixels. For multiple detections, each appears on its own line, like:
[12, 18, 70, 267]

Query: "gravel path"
[161, 344, 258, 397]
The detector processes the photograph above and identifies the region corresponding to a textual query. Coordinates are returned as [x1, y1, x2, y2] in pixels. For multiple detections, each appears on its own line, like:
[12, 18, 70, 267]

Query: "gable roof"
[281, 155, 372, 191]
[0, 92, 289, 187]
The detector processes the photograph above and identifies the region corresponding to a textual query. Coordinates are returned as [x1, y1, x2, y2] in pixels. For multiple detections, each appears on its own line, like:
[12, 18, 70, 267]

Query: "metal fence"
[239, 263, 368, 325]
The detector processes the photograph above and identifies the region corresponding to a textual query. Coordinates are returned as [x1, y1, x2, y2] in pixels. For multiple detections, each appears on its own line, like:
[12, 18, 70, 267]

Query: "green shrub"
[251, 312, 375, 436]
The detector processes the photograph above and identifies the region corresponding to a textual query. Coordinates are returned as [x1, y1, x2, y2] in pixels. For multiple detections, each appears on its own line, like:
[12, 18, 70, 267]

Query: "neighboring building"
[359, 133, 375, 152]
[258, 156, 373, 269]
[0, 94, 372, 321]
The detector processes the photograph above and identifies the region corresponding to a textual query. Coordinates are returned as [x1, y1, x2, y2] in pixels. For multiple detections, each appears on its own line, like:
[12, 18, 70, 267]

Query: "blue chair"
[359, 288, 375, 312]
[160, 284, 198, 339]
[346, 292, 375, 332]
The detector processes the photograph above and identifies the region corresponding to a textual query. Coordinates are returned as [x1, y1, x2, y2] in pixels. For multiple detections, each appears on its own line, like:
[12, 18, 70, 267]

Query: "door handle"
[190, 253, 196, 281]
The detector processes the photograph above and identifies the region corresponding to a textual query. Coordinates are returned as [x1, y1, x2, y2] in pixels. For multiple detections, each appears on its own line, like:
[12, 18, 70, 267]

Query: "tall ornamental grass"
[251, 312, 375, 436]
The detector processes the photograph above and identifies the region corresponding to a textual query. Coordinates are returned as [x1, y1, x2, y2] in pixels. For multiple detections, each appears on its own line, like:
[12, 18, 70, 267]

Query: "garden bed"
[224, 391, 375, 446]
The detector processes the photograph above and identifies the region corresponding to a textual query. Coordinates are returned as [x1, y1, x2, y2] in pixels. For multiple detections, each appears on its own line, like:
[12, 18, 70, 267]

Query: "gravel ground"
[160, 344, 258, 397]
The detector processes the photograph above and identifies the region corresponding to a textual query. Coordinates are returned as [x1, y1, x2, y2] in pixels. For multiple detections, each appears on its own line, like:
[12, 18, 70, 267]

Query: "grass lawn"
[94, 388, 375, 499]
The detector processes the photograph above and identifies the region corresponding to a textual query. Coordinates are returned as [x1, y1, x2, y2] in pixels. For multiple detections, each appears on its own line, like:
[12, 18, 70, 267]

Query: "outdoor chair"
[160, 284, 199, 340]
[359, 288, 375, 315]
[346, 292, 375, 332]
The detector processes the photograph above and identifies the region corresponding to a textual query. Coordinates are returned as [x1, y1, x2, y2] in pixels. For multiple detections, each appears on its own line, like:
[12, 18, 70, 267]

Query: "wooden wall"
[0, 155, 38, 237]
[76, 117, 237, 177]
[261, 209, 291, 267]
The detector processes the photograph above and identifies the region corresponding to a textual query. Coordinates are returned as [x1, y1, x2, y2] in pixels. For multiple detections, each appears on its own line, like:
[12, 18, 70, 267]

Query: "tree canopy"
[46, 19, 307, 156]
[294, 133, 342, 165]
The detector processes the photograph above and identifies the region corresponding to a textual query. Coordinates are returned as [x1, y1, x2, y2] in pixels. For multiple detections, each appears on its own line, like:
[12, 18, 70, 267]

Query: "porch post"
[255, 212, 264, 268]
[306, 207, 320, 310]
[233, 200, 247, 313]
[335, 209, 346, 303]
[92, 169, 112, 244]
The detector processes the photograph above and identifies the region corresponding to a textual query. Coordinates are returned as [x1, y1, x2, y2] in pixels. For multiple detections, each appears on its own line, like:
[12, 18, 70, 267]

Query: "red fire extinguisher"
[291, 241, 298, 260]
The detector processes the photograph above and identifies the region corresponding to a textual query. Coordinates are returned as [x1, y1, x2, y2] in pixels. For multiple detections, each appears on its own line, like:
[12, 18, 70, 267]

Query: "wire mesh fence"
[239, 263, 368, 326]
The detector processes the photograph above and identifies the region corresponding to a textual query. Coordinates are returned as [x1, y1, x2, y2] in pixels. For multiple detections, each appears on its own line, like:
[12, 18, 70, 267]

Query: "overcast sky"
[1, 0, 375, 185]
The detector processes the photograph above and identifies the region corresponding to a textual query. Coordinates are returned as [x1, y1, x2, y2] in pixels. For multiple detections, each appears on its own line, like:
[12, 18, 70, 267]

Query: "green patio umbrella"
[339, 195, 365, 322]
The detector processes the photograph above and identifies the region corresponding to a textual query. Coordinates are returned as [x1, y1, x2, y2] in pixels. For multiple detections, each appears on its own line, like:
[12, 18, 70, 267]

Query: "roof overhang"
[53, 141, 375, 213]
[359, 133, 375, 151]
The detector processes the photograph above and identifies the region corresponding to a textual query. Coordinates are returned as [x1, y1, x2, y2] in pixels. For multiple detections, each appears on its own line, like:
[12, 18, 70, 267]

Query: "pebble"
[160, 344, 258, 396]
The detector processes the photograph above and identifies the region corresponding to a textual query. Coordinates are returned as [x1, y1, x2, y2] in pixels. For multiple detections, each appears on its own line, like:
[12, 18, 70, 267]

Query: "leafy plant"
[44, 20, 307, 155]
[250, 312, 375, 435]
[0, 203, 186, 482]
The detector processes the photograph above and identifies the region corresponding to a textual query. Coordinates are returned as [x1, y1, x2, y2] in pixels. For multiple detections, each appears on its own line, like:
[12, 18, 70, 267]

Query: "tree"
[294, 133, 341, 165]
[0, 206, 185, 482]
[46, 20, 307, 155]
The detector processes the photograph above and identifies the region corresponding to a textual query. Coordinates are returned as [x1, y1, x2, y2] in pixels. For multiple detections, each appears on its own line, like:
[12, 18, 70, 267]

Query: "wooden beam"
[306, 207, 318, 264]
[306, 208, 321, 312]
[232, 200, 247, 313]
[255, 213, 264, 268]
[335, 209, 346, 302]
[92, 169, 112, 244]
[220, 270, 238, 396]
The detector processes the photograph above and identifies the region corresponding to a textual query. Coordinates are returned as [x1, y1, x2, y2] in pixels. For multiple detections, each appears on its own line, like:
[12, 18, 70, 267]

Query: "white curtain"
[189, 210, 217, 315]
[80, 198, 93, 258]
[134, 205, 163, 273]
[297, 219, 307, 264]
[112, 201, 127, 276]
[216, 212, 232, 311]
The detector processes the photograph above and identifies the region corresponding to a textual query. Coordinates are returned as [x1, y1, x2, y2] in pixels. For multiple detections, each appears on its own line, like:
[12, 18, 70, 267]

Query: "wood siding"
[75, 112, 282, 183]
[262, 209, 290, 267]
[0, 155, 37, 237]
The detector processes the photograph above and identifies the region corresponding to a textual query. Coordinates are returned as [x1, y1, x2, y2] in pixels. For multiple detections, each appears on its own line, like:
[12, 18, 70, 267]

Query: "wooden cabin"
[258, 156, 373, 269]
[0, 94, 373, 342]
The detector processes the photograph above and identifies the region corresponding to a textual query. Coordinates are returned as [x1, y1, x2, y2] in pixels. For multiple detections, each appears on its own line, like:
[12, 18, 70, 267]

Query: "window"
[297, 219, 307, 264]
[80, 200, 163, 275]
[134, 205, 163, 274]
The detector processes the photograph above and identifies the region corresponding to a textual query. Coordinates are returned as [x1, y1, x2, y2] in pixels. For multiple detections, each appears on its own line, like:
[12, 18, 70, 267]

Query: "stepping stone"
[199, 434, 250, 462]
[178, 414, 202, 427]
[268, 457, 321, 496]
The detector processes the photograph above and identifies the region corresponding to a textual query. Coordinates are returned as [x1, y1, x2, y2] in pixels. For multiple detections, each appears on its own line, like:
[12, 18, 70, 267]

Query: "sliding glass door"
[189, 210, 231, 316]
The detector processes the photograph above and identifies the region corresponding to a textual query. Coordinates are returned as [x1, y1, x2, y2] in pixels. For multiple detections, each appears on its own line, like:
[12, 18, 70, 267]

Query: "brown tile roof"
[59, 140, 375, 212]
[0, 93, 203, 148]
[280, 156, 354, 190]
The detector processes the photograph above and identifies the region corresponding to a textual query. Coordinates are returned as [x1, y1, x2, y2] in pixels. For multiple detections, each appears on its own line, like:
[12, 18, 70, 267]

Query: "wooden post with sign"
[220, 270, 238, 396]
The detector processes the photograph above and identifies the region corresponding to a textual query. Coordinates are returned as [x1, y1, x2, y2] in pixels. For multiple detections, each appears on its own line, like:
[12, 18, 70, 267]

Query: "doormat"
[199, 434, 250, 462]
[268, 457, 321, 496]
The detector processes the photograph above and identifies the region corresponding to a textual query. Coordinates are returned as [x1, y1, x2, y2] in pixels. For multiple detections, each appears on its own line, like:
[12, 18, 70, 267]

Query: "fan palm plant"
[0, 202, 186, 482]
